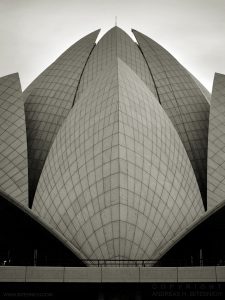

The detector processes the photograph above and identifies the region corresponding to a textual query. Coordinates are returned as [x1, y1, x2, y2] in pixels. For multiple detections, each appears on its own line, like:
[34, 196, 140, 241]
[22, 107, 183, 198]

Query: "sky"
[0, 0, 225, 92]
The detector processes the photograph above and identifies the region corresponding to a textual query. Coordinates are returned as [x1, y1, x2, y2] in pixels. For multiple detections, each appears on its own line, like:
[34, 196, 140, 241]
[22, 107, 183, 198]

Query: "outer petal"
[132, 29, 209, 209]
[207, 73, 225, 209]
[33, 58, 204, 261]
[24, 30, 100, 205]
[0, 73, 28, 206]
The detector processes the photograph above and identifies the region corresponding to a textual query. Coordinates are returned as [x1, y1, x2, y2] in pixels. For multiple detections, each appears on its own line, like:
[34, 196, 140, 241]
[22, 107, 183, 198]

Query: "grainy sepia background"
[0, 0, 225, 91]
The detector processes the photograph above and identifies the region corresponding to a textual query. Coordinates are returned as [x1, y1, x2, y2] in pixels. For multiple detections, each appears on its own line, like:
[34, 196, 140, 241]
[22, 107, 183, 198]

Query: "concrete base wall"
[0, 266, 224, 282]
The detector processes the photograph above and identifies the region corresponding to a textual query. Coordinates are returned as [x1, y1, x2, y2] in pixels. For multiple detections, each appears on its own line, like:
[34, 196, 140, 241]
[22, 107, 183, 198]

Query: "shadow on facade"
[0, 194, 84, 267]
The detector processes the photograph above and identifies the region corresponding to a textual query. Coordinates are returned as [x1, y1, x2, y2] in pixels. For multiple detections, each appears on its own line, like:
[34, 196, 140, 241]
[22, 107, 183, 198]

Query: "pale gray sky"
[0, 0, 224, 92]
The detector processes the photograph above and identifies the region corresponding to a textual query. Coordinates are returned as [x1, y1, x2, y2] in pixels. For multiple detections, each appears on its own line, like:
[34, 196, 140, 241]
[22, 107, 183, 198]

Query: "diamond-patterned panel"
[208, 73, 225, 209]
[0, 73, 28, 206]
[24, 30, 100, 205]
[33, 58, 204, 261]
[132, 29, 209, 209]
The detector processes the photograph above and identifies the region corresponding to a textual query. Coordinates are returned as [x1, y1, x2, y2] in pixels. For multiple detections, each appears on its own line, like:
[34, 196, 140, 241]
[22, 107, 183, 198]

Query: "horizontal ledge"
[0, 266, 224, 283]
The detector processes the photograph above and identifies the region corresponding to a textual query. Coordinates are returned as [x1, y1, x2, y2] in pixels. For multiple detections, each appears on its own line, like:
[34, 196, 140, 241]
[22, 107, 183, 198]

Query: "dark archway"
[158, 203, 225, 266]
[0, 192, 85, 266]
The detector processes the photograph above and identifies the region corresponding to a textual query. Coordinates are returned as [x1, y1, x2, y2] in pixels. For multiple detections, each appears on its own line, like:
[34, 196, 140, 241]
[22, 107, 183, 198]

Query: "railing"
[1, 257, 225, 267]
[83, 259, 157, 267]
